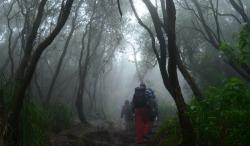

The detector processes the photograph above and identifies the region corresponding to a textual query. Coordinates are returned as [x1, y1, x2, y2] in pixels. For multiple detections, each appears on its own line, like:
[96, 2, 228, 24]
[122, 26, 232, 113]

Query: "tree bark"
[76, 14, 104, 123]
[0, 59, 10, 75]
[130, 0, 196, 145]
[46, 30, 74, 103]
[160, 0, 203, 99]
[45, 1, 82, 103]
[0, 89, 4, 121]
[90, 76, 99, 113]
[177, 59, 203, 99]
[165, 0, 196, 145]
[229, 0, 249, 22]
[189, 0, 250, 82]
[228, 60, 250, 82]
[76, 24, 93, 124]
[0, 88, 5, 146]
[129, 42, 143, 82]
[34, 72, 44, 100]
[6, 0, 74, 145]
[7, 11, 14, 77]
[15, 0, 48, 81]
[240, 63, 250, 76]
[191, 0, 220, 49]
[0, 35, 20, 76]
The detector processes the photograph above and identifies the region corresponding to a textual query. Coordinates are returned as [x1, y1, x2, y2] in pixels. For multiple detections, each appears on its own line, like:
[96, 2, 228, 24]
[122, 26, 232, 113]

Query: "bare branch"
[129, 0, 160, 62]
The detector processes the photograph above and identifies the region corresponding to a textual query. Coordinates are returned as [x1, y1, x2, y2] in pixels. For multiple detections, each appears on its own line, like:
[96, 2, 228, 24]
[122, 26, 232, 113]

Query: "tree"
[45, 0, 83, 104]
[229, 0, 249, 22]
[74, 0, 122, 123]
[0, 1, 21, 77]
[75, 1, 105, 123]
[179, 0, 250, 81]
[129, 0, 196, 145]
[4, 0, 74, 145]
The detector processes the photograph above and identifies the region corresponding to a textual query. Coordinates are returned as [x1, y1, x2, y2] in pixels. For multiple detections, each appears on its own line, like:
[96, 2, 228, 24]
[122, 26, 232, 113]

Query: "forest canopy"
[0, 0, 249, 146]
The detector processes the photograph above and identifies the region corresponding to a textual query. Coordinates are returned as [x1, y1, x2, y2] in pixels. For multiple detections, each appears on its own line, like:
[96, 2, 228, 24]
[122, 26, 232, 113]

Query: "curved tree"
[4, 0, 75, 145]
[129, 0, 196, 145]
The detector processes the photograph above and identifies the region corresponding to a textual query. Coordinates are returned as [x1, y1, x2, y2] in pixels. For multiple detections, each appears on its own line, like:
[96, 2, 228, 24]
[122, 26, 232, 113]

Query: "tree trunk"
[46, 0, 82, 104]
[15, 0, 48, 81]
[76, 26, 104, 123]
[0, 59, 10, 74]
[191, 0, 219, 49]
[6, 0, 74, 145]
[173, 90, 196, 146]
[90, 76, 98, 113]
[165, 0, 196, 144]
[159, 0, 203, 99]
[241, 63, 250, 76]
[0, 88, 5, 146]
[0, 35, 20, 76]
[75, 22, 93, 124]
[46, 24, 74, 104]
[0, 89, 4, 128]
[76, 84, 88, 123]
[229, 0, 249, 22]
[177, 59, 203, 99]
[191, 0, 250, 82]
[132, 44, 143, 82]
[141, 0, 196, 145]
[7, 18, 14, 77]
[228, 60, 250, 82]
[34, 72, 44, 100]
[6, 1, 16, 77]
[75, 11, 104, 123]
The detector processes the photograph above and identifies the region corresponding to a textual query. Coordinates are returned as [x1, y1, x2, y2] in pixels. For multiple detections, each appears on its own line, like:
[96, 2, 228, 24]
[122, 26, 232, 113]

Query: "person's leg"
[145, 121, 152, 134]
[142, 108, 150, 137]
[128, 119, 132, 130]
[135, 108, 144, 144]
[125, 118, 130, 130]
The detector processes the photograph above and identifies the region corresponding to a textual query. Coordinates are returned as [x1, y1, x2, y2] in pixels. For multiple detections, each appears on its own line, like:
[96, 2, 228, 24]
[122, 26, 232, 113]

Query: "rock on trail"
[50, 120, 148, 146]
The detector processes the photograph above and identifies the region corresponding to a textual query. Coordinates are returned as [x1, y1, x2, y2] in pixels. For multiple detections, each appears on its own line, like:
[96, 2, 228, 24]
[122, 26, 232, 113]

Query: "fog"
[0, 0, 247, 123]
[0, 0, 249, 145]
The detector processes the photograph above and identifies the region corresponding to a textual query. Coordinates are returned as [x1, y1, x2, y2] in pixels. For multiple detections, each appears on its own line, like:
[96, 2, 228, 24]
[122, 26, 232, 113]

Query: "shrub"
[153, 78, 250, 146]
[46, 103, 73, 133]
[220, 22, 250, 66]
[20, 99, 73, 146]
[189, 78, 250, 146]
[21, 98, 50, 146]
[151, 119, 180, 146]
[0, 76, 73, 145]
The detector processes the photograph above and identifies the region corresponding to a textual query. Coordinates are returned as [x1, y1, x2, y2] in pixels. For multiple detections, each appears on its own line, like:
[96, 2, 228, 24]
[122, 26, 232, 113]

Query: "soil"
[50, 121, 149, 146]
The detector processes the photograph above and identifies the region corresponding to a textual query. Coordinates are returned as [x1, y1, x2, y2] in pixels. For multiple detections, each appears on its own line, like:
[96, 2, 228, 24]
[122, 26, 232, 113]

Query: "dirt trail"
[50, 121, 148, 146]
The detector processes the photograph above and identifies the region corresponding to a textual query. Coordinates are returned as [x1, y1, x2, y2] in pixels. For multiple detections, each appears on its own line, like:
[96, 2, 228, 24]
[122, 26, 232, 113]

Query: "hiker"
[129, 101, 135, 130]
[121, 100, 133, 130]
[145, 88, 158, 135]
[132, 83, 150, 144]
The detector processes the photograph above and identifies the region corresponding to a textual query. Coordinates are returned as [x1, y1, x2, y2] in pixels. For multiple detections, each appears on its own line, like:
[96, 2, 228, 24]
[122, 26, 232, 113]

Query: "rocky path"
[50, 121, 148, 146]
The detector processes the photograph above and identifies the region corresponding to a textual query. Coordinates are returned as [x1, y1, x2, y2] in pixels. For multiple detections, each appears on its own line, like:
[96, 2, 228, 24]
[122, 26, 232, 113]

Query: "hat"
[140, 82, 146, 88]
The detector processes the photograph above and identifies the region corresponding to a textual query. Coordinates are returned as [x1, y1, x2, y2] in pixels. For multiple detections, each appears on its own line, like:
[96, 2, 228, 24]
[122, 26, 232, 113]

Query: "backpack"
[133, 87, 147, 108]
[146, 88, 158, 121]
[145, 88, 154, 99]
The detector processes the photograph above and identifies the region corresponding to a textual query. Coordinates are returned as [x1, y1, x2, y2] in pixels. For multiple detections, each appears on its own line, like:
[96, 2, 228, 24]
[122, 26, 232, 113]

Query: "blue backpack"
[146, 88, 158, 120]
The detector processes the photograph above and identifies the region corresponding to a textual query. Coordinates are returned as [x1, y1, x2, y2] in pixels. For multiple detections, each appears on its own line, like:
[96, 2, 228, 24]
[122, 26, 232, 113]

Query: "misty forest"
[0, 0, 249, 146]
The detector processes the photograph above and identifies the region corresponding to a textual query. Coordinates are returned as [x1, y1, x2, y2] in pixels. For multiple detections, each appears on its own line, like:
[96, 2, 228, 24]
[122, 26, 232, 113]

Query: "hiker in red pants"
[132, 83, 150, 144]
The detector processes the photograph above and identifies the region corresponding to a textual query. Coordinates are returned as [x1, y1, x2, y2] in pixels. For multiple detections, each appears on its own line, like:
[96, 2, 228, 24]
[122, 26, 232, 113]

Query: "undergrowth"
[152, 78, 250, 146]
[0, 75, 73, 146]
